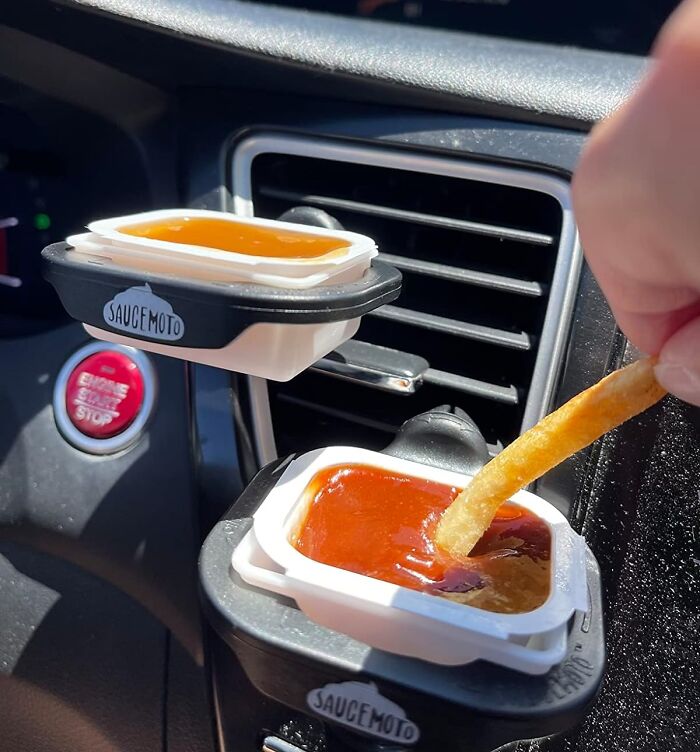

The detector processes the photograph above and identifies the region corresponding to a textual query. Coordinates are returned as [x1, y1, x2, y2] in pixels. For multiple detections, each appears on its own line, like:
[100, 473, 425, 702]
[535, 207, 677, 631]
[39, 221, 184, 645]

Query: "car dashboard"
[0, 2, 698, 751]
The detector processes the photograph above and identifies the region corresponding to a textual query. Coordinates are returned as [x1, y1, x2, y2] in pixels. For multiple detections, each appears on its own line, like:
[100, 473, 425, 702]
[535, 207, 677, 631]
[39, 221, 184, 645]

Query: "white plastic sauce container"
[232, 446, 589, 675]
[82, 317, 362, 381]
[68, 209, 378, 289]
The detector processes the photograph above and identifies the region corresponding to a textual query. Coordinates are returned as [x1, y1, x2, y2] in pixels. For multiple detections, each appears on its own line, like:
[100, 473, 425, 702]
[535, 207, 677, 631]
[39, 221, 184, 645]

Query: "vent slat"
[278, 393, 397, 435]
[278, 392, 501, 456]
[423, 369, 519, 405]
[259, 186, 555, 246]
[379, 253, 545, 297]
[250, 147, 568, 453]
[370, 305, 533, 351]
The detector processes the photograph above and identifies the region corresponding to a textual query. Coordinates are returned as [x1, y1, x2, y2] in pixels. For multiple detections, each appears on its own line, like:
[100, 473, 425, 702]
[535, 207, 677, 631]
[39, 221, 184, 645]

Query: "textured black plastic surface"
[166, 638, 217, 752]
[526, 349, 700, 752]
[384, 406, 490, 476]
[0, 323, 203, 657]
[0, 541, 166, 752]
[42, 243, 402, 348]
[59, 0, 646, 129]
[200, 457, 604, 752]
[190, 363, 248, 531]
[207, 633, 330, 752]
[0, 539, 215, 752]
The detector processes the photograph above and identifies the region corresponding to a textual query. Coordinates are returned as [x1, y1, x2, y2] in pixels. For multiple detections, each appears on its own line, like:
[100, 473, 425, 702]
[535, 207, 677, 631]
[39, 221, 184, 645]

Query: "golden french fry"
[435, 357, 667, 561]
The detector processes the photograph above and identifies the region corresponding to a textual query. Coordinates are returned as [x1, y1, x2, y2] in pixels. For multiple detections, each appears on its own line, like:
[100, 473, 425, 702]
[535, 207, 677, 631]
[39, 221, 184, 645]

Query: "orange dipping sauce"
[119, 216, 350, 260]
[292, 465, 551, 614]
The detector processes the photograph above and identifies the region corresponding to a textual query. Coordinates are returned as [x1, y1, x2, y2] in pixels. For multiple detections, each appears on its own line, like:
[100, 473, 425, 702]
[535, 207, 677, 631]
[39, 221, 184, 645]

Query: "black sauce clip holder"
[199, 408, 605, 752]
[41, 242, 402, 349]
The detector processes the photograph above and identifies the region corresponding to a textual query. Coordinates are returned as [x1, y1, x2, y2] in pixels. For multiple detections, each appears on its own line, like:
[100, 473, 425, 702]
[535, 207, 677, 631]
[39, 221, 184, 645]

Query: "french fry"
[435, 357, 667, 561]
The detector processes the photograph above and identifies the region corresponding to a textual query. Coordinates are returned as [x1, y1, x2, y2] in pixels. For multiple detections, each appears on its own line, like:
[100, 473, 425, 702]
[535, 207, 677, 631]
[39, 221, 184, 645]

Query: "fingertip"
[653, 0, 700, 65]
[655, 316, 700, 406]
[654, 362, 700, 407]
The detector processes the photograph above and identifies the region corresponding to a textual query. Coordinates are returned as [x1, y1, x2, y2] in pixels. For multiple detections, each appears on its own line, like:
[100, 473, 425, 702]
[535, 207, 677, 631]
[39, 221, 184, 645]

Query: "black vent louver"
[245, 145, 572, 456]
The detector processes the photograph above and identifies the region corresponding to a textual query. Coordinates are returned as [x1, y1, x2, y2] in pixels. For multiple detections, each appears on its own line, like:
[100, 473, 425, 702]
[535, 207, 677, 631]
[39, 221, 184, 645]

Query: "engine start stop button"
[65, 350, 144, 438]
[54, 343, 156, 454]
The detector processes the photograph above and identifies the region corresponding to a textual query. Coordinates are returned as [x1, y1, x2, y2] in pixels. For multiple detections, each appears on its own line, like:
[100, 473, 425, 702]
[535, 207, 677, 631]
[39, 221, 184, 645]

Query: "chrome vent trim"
[230, 134, 581, 465]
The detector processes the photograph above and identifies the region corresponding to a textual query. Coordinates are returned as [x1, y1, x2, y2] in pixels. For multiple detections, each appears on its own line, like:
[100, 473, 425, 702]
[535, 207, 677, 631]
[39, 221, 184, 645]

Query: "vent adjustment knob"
[384, 406, 490, 475]
[277, 206, 344, 231]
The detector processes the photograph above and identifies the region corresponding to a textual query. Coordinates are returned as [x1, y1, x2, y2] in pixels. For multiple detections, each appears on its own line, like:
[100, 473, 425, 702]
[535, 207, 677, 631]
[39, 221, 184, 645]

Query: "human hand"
[572, 0, 700, 405]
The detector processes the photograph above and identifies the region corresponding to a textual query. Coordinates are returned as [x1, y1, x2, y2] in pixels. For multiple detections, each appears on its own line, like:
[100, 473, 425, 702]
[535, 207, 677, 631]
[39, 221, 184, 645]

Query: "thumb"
[654, 317, 700, 406]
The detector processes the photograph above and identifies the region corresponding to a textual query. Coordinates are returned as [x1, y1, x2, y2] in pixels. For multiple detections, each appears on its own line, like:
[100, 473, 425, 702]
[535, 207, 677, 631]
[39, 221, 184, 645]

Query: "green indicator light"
[33, 213, 51, 231]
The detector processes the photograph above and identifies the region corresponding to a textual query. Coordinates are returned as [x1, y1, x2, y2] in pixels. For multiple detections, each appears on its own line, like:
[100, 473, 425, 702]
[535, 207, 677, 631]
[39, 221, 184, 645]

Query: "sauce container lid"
[85, 208, 377, 275]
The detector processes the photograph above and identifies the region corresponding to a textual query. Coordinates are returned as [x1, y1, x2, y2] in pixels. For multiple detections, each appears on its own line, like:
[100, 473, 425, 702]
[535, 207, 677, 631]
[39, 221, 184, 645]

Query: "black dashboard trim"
[57, 0, 647, 129]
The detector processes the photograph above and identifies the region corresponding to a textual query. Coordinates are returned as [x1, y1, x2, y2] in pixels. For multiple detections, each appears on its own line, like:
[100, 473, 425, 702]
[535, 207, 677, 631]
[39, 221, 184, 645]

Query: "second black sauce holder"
[199, 408, 606, 752]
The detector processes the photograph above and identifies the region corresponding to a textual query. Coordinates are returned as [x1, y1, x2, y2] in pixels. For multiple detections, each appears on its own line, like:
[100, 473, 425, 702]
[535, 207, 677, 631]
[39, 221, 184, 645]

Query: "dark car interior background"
[0, 1, 698, 751]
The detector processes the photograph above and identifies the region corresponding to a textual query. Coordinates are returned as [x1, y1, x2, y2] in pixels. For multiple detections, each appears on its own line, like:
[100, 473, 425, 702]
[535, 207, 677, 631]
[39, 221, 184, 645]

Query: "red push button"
[64, 350, 145, 439]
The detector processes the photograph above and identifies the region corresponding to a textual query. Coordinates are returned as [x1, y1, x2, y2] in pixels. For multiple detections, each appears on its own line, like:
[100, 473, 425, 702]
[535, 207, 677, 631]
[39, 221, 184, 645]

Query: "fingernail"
[654, 361, 700, 407]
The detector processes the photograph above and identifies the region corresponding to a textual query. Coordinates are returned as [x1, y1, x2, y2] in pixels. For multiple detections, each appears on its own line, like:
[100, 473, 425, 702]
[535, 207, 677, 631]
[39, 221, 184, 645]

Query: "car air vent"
[233, 136, 579, 458]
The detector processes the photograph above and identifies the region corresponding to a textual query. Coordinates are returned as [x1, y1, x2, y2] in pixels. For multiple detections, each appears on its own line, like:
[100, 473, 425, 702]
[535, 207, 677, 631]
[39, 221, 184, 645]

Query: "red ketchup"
[292, 464, 551, 614]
